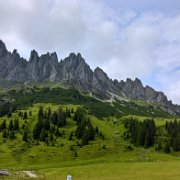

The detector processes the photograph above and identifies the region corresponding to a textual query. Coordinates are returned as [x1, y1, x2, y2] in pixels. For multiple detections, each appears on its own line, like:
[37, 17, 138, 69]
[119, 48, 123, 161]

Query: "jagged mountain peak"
[12, 49, 21, 60]
[94, 67, 104, 73]
[0, 39, 179, 115]
[50, 52, 58, 61]
[29, 50, 39, 62]
[94, 67, 110, 81]
[0, 39, 8, 57]
[66, 52, 85, 64]
[134, 77, 143, 84]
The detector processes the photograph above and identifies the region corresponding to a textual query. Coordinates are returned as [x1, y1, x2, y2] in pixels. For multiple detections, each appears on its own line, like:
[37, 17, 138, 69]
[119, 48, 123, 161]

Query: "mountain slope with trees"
[0, 39, 180, 116]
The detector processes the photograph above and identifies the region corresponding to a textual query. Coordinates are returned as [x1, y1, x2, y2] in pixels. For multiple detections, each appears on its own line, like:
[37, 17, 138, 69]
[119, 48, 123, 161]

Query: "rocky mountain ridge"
[0, 40, 179, 115]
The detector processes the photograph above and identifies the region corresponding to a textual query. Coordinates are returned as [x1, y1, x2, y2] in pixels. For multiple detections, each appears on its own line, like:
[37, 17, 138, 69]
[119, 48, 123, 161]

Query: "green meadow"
[0, 86, 180, 179]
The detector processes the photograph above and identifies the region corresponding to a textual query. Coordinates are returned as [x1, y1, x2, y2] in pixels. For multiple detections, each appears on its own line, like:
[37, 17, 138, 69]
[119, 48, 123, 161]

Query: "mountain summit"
[0, 40, 179, 115]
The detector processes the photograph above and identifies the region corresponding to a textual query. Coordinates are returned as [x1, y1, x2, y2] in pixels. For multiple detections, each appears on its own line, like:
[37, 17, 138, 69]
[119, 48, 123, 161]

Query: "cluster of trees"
[0, 103, 16, 117]
[75, 117, 95, 145]
[0, 105, 103, 147]
[124, 118, 156, 148]
[18, 110, 29, 119]
[32, 106, 70, 143]
[73, 107, 104, 145]
[165, 120, 180, 151]
[0, 119, 19, 139]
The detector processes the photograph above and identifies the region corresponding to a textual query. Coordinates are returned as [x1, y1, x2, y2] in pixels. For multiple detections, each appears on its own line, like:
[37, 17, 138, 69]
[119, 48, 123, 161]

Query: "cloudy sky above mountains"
[0, 0, 180, 103]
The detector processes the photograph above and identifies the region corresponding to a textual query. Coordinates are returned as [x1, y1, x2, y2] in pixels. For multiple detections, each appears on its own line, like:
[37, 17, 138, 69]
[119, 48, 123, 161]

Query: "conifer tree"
[33, 118, 43, 139]
[44, 119, 50, 131]
[23, 112, 28, 119]
[164, 142, 171, 153]
[29, 110, 32, 116]
[13, 119, 19, 131]
[2, 129, 7, 138]
[40, 128, 48, 141]
[51, 112, 58, 125]
[22, 130, 28, 142]
[9, 130, 15, 139]
[8, 119, 13, 131]
[1, 119, 6, 130]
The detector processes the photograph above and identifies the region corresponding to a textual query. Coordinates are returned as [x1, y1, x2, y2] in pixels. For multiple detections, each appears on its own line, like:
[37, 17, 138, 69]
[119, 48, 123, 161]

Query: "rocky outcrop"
[0, 40, 180, 115]
[27, 50, 59, 82]
[0, 41, 27, 82]
[0, 40, 8, 57]
[59, 53, 109, 98]
[59, 53, 94, 90]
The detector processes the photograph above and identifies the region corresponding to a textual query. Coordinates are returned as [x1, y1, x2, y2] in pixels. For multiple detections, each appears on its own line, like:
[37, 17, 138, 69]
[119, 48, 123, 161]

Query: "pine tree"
[13, 119, 19, 131]
[9, 130, 15, 139]
[38, 106, 44, 120]
[44, 119, 50, 131]
[22, 130, 28, 142]
[8, 119, 13, 131]
[18, 111, 22, 117]
[164, 142, 171, 153]
[51, 112, 58, 125]
[23, 112, 28, 119]
[29, 110, 32, 116]
[7, 111, 12, 118]
[144, 120, 155, 148]
[95, 126, 99, 134]
[81, 129, 90, 145]
[65, 107, 71, 118]
[87, 120, 95, 140]
[47, 108, 52, 120]
[49, 133, 54, 142]
[136, 125, 145, 146]
[71, 108, 74, 114]
[33, 119, 43, 139]
[73, 107, 86, 125]
[156, 140, 163, 151]
[1, 119, 6, 130]
[75, 117, 95, 145]
[69, 132, 73, 140]
[40, 128, 48, 141]
[57, 108, 66, 127]
[2, 130, 7, 138]
[55, 127, 61, 137]
[172, 133, 180, 151]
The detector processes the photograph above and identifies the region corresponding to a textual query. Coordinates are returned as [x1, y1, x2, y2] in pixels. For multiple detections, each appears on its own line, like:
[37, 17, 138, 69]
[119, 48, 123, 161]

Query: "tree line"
[0, 105, 104, 146]
[165, 120, 180, 151]
[0, 102, 16, 118]
[32, 106, 69, 143]
[70, 107, 104, 145]
[124, 118, 156, 148]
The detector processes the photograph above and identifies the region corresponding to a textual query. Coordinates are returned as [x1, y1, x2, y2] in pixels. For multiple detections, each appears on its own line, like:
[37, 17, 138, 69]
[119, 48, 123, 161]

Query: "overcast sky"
[0, 0, 180, 104]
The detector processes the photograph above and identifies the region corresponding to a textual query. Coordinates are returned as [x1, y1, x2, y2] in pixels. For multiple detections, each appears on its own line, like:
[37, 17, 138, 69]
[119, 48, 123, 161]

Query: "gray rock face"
[0, 43, 27, 82]
[0, 40, 8, 57]
[28, 51, 59, 82]
[0, 40, 180, 115]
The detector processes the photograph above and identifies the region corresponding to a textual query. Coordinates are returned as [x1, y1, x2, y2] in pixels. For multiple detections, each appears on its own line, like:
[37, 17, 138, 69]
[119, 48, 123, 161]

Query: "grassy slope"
[0, 85, 179, 179]
[0, 103, 180, 179]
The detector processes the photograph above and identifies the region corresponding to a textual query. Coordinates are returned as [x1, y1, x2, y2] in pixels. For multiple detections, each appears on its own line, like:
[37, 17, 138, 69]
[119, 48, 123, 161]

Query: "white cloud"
[0, 0, 180, 103]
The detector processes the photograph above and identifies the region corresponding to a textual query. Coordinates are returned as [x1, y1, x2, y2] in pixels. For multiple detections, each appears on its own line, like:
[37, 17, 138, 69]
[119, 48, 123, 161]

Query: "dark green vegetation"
[165, 120, 180, 152]
[0, 84, 171, 119]
[124, 118, 155, 148]
[0, 84, 180, 179]
[5, 86, 119, 118]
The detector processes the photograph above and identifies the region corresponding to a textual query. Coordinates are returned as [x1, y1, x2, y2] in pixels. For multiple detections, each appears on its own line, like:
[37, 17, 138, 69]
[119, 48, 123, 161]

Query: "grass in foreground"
[2, 160, 180, 180]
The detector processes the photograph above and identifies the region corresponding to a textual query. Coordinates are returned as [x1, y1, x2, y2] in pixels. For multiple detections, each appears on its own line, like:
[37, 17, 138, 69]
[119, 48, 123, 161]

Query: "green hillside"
[0, 85, 180, 179]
